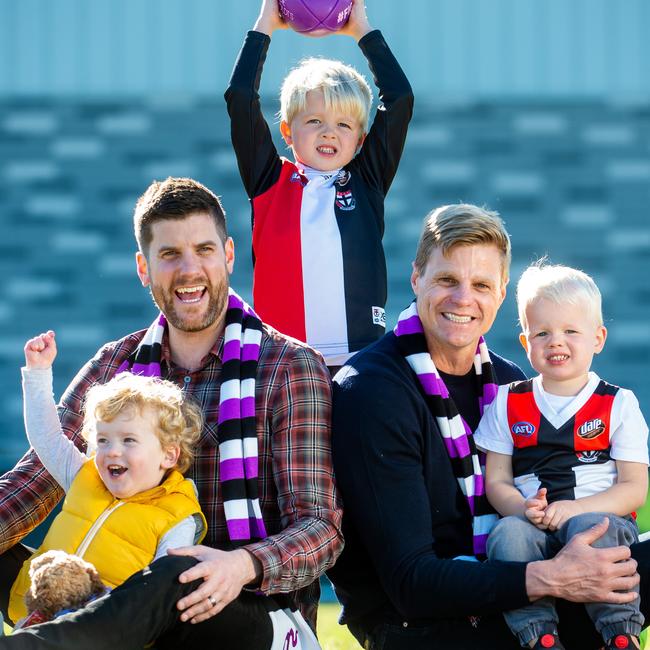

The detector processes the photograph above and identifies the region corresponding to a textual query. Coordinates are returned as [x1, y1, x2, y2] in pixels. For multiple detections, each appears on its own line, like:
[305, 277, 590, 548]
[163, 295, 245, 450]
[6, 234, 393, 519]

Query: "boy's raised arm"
[253, 0, 287, 37]
[224, 2, 283, 199]
[338, 0, 372, 41]
[349, 7, 414, 196]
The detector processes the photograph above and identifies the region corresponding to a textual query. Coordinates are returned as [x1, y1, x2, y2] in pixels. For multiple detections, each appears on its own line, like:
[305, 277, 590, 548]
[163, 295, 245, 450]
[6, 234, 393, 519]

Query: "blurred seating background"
[1, 0, 649, 474]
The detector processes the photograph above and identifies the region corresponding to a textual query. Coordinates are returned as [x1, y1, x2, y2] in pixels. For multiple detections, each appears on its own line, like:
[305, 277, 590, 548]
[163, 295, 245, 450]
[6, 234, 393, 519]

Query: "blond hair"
[517, 261, 604, 330]
[82, 373, 202, 474]
[280, 57, 372, 131]
[414, 204, 512, 281]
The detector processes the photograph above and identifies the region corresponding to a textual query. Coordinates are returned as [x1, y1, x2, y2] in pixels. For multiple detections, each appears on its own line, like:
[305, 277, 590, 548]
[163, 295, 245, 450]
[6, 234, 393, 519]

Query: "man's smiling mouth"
[443, 312, 473, 324]
[175, 286, 206, 303]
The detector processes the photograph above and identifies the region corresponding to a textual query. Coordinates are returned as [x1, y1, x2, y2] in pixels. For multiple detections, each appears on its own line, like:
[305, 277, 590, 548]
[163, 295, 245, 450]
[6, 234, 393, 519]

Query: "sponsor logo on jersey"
[283, 628, 298, 649]
[577, 418, 606, 440]
[511, 421, 536, 437]
[372, 306, 386, 327]
[576, 450, 601, 463]
[289, 171, 307, 186]
[335, 169, 352, 187]
[336, 189, 356, 211]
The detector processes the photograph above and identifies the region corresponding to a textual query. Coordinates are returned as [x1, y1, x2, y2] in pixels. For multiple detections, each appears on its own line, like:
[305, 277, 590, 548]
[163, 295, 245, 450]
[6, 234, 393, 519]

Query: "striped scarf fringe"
[117, 288, 267, 545]
[394, 301, 498, 557]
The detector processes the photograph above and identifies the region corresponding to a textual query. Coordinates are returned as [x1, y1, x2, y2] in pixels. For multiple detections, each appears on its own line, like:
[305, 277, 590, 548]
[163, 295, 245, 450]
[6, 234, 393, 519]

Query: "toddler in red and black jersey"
[225, 0, 413, 369]
[475, 262, 648, 650]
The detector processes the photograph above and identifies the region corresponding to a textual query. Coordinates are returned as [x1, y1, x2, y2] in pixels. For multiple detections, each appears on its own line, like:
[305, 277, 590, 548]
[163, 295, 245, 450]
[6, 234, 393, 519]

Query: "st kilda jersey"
[225, 30, 413, 365]
[474, 373, 649, 503]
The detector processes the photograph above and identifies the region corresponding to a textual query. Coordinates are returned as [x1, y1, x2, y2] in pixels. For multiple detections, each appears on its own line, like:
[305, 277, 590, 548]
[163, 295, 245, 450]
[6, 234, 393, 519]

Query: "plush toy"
[15, 550, 108, 629]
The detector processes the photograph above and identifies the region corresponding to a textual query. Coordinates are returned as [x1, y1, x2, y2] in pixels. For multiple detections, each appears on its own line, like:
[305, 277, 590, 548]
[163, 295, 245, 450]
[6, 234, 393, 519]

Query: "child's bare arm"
[485, 451, 527, 517]
[542, 460, 648, 531]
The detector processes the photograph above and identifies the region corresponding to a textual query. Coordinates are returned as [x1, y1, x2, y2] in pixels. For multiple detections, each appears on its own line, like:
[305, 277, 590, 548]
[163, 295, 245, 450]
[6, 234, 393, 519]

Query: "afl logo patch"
[511, 421, 536, 437]
[577, 418, 606, 440]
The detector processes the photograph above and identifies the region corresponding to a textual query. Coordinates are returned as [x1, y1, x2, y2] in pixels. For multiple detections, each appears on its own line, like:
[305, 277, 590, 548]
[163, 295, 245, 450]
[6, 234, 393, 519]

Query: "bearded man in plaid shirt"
[0, 177, 342, 650]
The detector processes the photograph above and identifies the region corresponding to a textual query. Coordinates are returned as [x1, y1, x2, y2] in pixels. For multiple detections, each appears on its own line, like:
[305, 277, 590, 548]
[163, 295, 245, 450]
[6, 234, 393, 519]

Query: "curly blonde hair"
[81, 373, 202, 474]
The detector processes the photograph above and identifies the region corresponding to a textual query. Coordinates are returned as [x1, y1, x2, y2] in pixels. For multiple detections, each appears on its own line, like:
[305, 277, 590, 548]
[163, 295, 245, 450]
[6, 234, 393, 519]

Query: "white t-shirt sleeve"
[22, 366, 87, 491]
[473, 385, 514, 455]
[153, 514, 203, 561]
[609, 388, 649, 465]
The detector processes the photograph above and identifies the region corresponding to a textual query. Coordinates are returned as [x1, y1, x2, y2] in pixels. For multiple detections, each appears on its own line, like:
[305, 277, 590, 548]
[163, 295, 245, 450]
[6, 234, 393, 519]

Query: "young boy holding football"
[225, 0, 413, 369]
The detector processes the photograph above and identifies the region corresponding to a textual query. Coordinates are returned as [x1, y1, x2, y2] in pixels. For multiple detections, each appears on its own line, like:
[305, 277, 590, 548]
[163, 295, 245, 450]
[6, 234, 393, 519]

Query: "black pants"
[0, 544, 31, 625]
[0, 550, 274, 649]
[347, 540, 650, 650]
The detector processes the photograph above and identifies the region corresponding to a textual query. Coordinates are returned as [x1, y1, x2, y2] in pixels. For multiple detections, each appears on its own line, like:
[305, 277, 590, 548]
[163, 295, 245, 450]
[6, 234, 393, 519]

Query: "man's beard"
[148, 276, 228, 333]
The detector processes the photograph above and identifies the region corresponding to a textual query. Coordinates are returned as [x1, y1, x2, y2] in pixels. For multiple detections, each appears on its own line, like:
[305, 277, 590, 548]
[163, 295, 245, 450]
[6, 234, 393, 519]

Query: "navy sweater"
[328, 332, 529, 625]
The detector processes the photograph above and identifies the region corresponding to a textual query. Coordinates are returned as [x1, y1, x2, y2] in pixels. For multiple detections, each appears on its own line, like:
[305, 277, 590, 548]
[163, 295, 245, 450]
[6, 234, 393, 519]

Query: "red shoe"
[532, 628, 565, 649]
[606, 634, 639, 649]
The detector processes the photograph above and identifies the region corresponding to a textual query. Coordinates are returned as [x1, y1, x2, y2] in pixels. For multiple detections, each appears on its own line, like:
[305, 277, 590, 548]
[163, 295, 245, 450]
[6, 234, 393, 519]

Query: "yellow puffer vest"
[9, 459, 207, 623]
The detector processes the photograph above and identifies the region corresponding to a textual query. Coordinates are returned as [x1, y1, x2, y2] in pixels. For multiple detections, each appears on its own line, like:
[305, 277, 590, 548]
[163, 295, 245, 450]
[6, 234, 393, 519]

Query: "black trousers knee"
[0, 555, 274, 650]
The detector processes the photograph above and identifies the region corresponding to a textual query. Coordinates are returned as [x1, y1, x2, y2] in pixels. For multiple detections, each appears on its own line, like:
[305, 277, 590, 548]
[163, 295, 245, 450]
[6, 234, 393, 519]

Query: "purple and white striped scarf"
[394, 301, 498, 557]
[117, 288, 267, 545]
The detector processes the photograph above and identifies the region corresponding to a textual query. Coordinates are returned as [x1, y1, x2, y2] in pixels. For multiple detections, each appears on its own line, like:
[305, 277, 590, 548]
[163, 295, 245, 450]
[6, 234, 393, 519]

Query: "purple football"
[279, 0, 353, 36]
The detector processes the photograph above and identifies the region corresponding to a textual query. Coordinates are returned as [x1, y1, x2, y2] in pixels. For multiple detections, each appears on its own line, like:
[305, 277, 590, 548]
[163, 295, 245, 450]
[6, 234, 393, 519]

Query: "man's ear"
[410, 261, 420, 295]
[280, 120, 292, 145]
[136, 251, 149, 287]
[519, 333, 529, 353]
[357, 132, 367, 150]
[224, 237, 235, 275]
[499, 281, 507, 307]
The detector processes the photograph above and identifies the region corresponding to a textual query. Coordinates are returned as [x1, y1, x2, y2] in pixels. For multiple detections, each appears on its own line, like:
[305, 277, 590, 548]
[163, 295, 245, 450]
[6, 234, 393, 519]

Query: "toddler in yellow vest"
[9, 330, 207, 624]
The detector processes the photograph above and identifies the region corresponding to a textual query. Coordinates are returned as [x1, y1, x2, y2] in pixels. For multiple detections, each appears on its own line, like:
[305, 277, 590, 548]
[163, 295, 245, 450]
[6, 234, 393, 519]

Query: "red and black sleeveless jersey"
[507, 378, 619, 503]
[225, 30, 413, 362]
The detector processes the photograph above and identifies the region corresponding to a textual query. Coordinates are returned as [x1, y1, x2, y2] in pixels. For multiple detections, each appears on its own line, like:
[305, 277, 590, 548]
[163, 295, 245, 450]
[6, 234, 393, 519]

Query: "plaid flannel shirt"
[0, 323, 343, 627]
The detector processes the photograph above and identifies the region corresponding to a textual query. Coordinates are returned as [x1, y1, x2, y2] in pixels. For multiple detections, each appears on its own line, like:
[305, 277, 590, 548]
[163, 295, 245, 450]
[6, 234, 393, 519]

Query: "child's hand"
[542, 500, 583, 532]
[253, 0, 287, 36]
[24, 331, 57, 369]
[524, 487, 548, 529]
[339, 0, 372, 41]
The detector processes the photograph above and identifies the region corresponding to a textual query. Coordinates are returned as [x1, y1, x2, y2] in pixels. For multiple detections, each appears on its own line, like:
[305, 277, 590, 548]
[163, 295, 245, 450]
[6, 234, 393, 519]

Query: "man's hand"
[253, 0, 287, 36]
[339, 0, 372, 41]
[542, 499, 583, 531]
[524, 487, 548, 529]
[168, 546, 262, 624]
[24, 331, 57, 369]
[526, 517, 639, 604]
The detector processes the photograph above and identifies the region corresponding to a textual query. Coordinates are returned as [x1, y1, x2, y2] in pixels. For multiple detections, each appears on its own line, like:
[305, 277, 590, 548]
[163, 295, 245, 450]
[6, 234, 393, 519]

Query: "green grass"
[317, 602, 359, 650]
[315, 604, 650, 650]
[3, 607, 647, 648]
